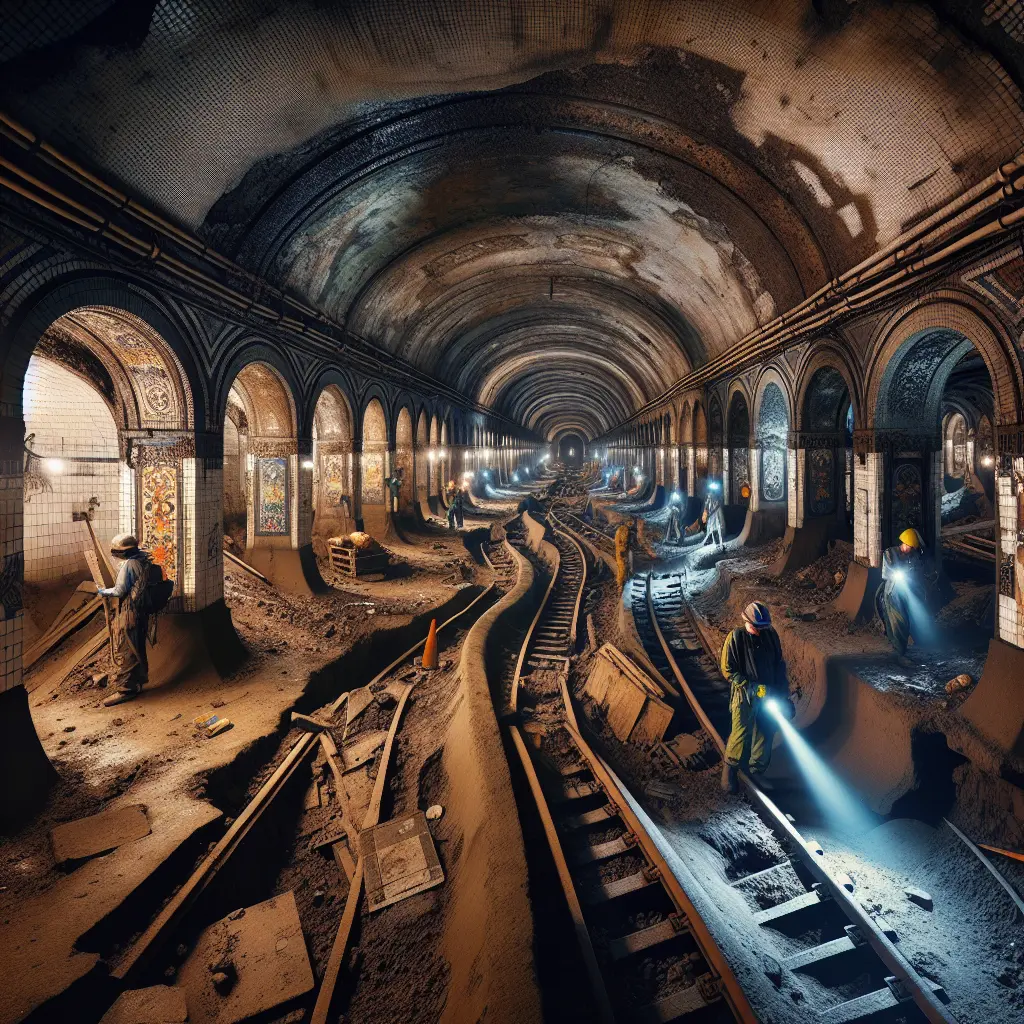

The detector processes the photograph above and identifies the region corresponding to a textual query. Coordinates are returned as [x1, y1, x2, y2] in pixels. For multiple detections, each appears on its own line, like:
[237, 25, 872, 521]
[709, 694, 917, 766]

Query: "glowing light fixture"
[671, 490, 681, 503]
[45, 458, 64, 474]
[301, 458, 314, 470]
[981, 455, 995, 467]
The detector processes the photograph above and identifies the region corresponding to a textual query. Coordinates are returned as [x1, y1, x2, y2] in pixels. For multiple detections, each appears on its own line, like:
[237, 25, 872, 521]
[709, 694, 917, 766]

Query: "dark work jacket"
[720, 626, 788, 694]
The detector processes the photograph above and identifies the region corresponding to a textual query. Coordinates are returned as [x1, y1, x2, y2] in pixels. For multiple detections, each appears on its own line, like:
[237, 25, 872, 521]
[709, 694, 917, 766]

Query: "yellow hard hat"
[899, 528, 925, 549]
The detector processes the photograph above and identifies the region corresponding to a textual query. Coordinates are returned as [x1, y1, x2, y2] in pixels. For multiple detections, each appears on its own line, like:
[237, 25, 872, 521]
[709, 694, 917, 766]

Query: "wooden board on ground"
[584, 643, 673, 746]
[345, 686, 375, 730]
[99, 985, 187, 1024]
[177, 891, 314, 1024]
[23, 585, 101, 669]
[342, 728, 387, 772]
[51, 804, 151, 865]
[360, 811, 444, 912]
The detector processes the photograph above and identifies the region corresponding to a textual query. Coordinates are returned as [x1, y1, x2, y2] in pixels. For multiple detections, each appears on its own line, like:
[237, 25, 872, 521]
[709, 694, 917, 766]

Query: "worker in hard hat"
[700, 481, 725, 548]
[720, 601, 792, 793]
[876, 527, 936, 666]
[664, 494, 684, 546]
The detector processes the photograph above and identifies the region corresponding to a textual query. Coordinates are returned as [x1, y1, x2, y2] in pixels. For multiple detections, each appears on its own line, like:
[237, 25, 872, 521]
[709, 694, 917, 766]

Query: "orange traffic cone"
[422, 618, 439, 670]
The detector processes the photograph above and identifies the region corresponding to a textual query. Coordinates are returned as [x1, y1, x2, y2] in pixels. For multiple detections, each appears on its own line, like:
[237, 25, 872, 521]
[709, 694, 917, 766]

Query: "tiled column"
[748, 447, 762, 512]
[996, 425, 1024, 647]
[787, 447, 801, 528]
[0, 414, 58, 825]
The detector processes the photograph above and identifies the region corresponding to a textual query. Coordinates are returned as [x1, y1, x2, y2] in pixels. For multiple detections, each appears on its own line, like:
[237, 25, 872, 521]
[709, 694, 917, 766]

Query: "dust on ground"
[2, 526, 489, 1019]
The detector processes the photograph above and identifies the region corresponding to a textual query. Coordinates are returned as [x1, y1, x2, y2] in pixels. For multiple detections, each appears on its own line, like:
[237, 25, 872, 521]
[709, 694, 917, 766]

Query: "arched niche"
[22, 306, 194, 640]
[311, 383, 355, 553]
[395, 406, 414, 511]
[360, 397, 390, 538]
[224, 361, 297, 553]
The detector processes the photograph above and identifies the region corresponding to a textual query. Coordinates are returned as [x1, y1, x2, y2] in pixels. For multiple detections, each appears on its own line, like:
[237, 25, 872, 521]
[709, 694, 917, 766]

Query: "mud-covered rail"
[113, 582, 500, 1012]
[640, 571, 957, 1024]
[501, 504, 754, 1022]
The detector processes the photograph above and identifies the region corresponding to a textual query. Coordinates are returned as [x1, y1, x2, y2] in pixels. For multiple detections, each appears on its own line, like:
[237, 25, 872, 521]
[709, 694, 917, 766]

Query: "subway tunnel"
[3, 3, 1024, 1022]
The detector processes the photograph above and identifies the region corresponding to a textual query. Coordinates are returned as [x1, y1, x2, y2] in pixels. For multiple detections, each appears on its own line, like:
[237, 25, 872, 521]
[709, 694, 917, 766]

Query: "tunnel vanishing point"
[5, 4, 1024, 1023]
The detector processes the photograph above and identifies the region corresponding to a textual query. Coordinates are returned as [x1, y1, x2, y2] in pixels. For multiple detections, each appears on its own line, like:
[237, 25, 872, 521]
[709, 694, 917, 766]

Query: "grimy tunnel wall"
[6, 0, 1024, 824]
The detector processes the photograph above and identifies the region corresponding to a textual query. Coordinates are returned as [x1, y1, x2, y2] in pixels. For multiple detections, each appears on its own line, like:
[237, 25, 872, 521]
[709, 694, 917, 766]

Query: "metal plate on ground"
[359, 811, 444, 912]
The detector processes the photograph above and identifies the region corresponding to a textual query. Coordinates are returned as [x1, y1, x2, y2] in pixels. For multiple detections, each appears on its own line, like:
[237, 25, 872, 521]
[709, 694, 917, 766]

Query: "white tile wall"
[23, 357, 120, 582]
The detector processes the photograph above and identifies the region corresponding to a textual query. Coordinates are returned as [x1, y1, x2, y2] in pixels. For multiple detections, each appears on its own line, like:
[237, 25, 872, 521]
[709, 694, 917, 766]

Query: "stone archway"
[361, 397, 390, 539]
[395, 406, 415, 512]
[311, 383, 355, 554]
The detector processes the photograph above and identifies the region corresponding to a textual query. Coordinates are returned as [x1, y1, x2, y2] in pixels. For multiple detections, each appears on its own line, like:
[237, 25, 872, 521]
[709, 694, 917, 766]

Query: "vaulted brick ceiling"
[5, 1, 1023, 439]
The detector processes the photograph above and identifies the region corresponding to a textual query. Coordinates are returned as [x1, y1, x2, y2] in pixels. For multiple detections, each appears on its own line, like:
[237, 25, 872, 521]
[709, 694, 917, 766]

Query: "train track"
[500, 504, 756, 1022]
[626, 566, 955, 1023]
[109, 582, 500, 1022]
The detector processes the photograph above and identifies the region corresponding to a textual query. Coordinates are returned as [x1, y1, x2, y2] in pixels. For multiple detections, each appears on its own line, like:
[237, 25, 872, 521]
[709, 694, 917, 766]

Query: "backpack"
[143, 561, 174, 614]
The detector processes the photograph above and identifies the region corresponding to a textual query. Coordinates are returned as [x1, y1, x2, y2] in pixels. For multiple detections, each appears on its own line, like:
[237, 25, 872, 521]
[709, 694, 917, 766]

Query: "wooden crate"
[328, 543, 390, 578]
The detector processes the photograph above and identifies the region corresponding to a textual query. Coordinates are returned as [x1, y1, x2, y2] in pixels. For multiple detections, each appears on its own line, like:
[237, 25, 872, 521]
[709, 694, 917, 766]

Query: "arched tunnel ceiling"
[4, 1, 1024, 439]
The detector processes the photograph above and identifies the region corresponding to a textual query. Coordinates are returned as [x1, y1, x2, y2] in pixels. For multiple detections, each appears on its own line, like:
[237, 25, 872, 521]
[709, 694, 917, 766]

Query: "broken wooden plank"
[332, 839, 356, 883]
[223, 547, 270, 584]
[51, 804, 151, 865]
[177, 891, 314, 1024]
[319, 733, 361, 839]
[290, 711, 335, 732]
[24, 589, 102, 669]
[99, 984, 188, 1024]
[343, 686, 375, 735]
[342, 728, 387, 772]
[310, 858, 364, 1024]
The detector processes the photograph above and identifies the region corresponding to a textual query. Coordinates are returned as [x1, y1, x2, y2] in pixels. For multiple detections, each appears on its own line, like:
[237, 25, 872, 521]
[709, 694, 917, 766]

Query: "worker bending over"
[720, 601, 791, 793]
[876, 528, 935, 667]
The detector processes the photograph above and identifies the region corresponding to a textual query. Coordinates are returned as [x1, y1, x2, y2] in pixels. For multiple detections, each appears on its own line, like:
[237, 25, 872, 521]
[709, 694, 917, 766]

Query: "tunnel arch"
[753, 370, 792, 506]
[394, 403, 415, 512]
[310, 379, 355, 551]
[866, 297, 1016, 553]
[223, 358, 299, 561]
[866, 296, 1022, 431]
[359, 395, 390, 538]
[726, 387, 751, 507]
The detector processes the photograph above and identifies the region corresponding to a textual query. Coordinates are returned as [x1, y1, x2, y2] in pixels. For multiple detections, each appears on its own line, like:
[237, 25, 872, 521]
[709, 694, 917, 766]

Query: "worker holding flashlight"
[720, 601, 793, 793]
[876, 527, 933, 666]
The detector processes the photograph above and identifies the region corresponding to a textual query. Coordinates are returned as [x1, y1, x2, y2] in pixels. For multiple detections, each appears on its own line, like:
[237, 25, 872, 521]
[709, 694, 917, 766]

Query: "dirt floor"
[1, 523, 491, 1023]
[581, 489, 1024, 1023]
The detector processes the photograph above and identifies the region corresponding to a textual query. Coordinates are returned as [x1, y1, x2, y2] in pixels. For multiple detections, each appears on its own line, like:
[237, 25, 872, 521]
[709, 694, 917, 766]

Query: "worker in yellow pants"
[720, 601, 792, 793]
[614, 522, 630, 591]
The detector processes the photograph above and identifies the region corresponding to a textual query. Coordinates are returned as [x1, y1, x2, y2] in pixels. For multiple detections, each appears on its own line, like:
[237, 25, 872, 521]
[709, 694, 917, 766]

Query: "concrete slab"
[51, 804, 151, 865]
[178, 891, 314, 1024]
[99, 985, 188, 1024]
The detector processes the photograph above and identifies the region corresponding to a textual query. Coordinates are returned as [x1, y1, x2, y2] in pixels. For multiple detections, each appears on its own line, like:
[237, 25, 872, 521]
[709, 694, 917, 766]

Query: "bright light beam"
[763, 700, 875, 835]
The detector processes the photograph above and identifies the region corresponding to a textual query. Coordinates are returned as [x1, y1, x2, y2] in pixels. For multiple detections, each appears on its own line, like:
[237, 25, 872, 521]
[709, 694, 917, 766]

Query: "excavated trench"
[40, 585, 494, 1024]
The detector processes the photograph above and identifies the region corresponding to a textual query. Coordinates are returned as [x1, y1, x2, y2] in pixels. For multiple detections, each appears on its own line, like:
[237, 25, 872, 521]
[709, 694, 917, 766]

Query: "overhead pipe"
[0, 114, 533, 431]
[600, 161, 1024, 437]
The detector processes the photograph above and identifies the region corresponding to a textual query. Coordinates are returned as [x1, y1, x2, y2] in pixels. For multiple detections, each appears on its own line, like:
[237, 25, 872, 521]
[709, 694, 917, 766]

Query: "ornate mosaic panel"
[322, 453, 348, 507]
[141, 463, 178, 581]
[761, 447, 785, 502]
[731, 448, 750, 504]
[891, 461, 923, 541]
[362, 451, 385, 504]
[808, 448, 835, 516]
[256, 457, 289, 535]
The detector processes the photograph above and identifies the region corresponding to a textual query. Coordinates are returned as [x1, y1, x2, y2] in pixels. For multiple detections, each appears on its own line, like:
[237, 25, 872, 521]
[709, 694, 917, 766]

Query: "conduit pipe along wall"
[594, 149, 1024, 440]
[0, 112, 531, 434]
